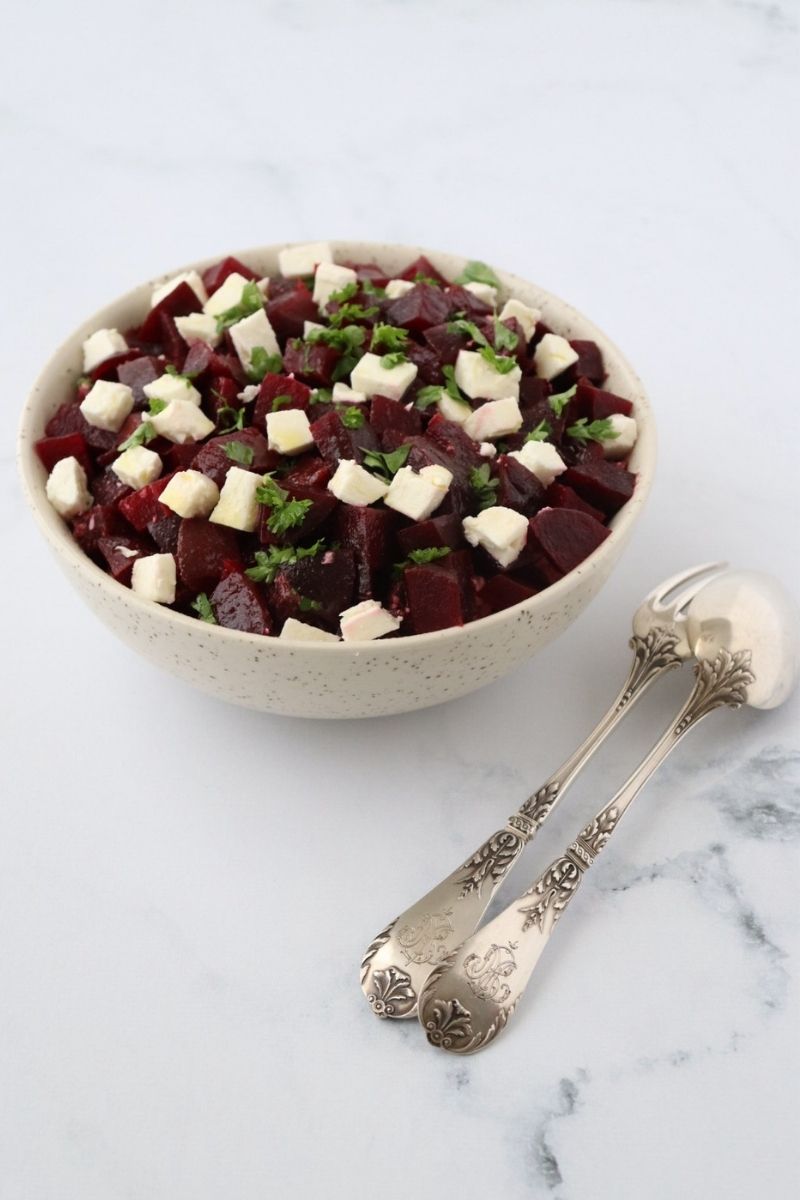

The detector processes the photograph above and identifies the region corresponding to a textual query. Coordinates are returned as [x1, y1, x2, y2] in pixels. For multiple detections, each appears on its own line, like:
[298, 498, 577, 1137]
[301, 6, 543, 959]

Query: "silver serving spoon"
[361, 562, 727, 1020]
[417, 569, 798, 1054]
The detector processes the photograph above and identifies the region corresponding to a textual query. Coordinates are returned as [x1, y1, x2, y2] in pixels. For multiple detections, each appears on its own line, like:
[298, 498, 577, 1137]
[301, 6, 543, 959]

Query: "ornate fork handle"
[418, 648, 755, 1054]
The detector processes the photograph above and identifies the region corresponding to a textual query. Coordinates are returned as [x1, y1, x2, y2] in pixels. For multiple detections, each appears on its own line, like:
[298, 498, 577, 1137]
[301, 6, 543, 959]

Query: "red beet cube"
[117, 355, 162, 408]
[192, 429, 274, 488]
[282, 455, 332, 490]
[396, 513, 465, 556]
[211, 570, 273, 635]
[202, 256, 259, 294]
[147, 513, 182, 553]
[399, 255, 448, 286]
[563, 460, 636, 515]
[369, 394, 422, 436]
[495, 455, 546, 515]
[259, 484, 337, 547]
[162, 443, 200, 473]
[336, 505, 397, 599]
[405, 342, 442, 386]
[253, 372, 312, 428]
[35, 432, 92, 475]
[425, 415, 484, 475]
[97, 535, 153, 584]
[177, 518, 241, 592]
[91, 469, 131, 506]
[575, 380, 633, 421]
[282, 339, 340, 386]
[445, 285, 492, 319]
[118, 473, 175, 530]
[310, 409, 379, 467]
[71, 504, 127, 556]
[569, 341, 605, 385]
[341, 260, 392, 287]
[181, 341, 244, 384]
[528, 507, 610, 575]
[385, 284, 451, 333]
[45, 400, 83, 438]
[278, 548, 356, 628]
[543, 482, 606, 524]
[423, 323, 467, 365]
[480, 573, 538, 613]
[405, 565, 465, 633]
[137, 282, 201, 345]
[266, 281, 318, 340]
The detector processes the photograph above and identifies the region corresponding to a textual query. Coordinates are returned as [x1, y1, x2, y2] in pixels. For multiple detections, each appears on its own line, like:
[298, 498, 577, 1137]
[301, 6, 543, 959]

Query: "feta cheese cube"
[463, 395, 523, 442]
[131, 553, 177, 604]
[150, 399, 215, 444]
[174, 312, 221, 348]
[229, 308, 280, 371]
[209, 466, 263, 532]
[278, 241, 334, 278]
[280, 618, 341, 643]
[454, 349, 521, 402]
[479, 442, 497, 458]
[384, 279, 415, 299]
[45, 456, 92, 519]
[266, 409, 315, 455]
[601, 413, 638, 460]
[111, 444, 163, 489]
[151, 270, 207, 308]
[82, 328, 128, 373]
[463, 506, 529, 568]
[304, 320, 326, 338]
[464, 281, 498, 308]
[508, 440, 567, 487]
[384, 464, 452, 521]
[203, 272, 253, 317]
[339, 599, 401, 642]
[533, 333, 579, 381]
[498, 298, 541, 343]
[80, 380, 134, 432]
[332, 382, 367, 404]
[350, 352, 418, 402]
[328, 460, 389, 506]
[437, 392, 471, 425]
[313, 262, 358, 310]
[159, 469, 220, 518]
[143, 373, 202, 407]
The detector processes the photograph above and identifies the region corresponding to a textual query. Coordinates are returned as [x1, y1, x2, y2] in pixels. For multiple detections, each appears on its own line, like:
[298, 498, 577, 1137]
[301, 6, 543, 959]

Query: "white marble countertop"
[2, 1, 798, 1196]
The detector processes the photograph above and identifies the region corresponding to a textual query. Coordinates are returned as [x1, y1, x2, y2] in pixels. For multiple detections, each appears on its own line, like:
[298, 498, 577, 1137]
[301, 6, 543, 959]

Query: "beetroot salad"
[38, 245, 638, 642]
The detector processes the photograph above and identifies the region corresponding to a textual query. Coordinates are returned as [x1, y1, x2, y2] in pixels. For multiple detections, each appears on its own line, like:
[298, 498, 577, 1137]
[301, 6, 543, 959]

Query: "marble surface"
[1, 1, 798, 1196]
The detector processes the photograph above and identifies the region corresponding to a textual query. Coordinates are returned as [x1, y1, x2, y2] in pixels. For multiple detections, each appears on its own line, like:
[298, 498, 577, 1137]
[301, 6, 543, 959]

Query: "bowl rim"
[17, 239, 656, 653]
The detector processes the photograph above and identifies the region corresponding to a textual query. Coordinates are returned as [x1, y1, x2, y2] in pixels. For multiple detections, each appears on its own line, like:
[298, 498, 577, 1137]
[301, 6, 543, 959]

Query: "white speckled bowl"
[18, 241, 655, 718]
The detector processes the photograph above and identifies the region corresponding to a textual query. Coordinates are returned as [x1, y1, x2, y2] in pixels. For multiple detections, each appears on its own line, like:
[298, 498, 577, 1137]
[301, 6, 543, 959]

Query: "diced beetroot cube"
[91, 469, 131, 506]
[385, 284, 451, 333]
[118, 473, 175, 530]
[71, 504, 127, 556]
[480, 573, 538, 614]
[309, 410, 379, 467]
[177, 518, 241, 592]
[282, 338, 340, 386]
[341, 260, 392, 287]
[97, 535, 152, 584]
[181, 341, 244, 384]
[399, 255, 448, 286]
[563, 460, 636, 515]
[117, 355, 162, 407]
[211, 569, 273, 635]
[87, 350, 143, 382]
[446, 284, 492, 319]
[279, 548, 356, 629]
[266, 280, 318, 340]
[423, 323, 467, 365]
[543, 482, 606, 523]
[425, 415, 484, 474]
[259, 484, 338, 547]
[163, 443, 200, 472]
[192, 429, 274, 487]
[519, 376, 551, 410]
[35, 432, 92, 475]
[405, 341, 442, 385]
[253, 373, 311, 428]
[201, 256, 259, 294]
[204, 376, 241, 425]
[561, 438, 605, 468]
[45, 400, 83, 438]
[495, 455, 546, 515]
[369, 394, 422, 436]
[405, 565, 465, 633]
[385, 576, 408, 624]
[336, 505, 398, 599]
[575, 380, 633, 421]
[396, 512, 465, 556]
[137, 282, 201, 344]
[569, 341, 605, 386]
[528, 507, 610, 575]
[282, 456, 332, 490]
[147, 513, 182, 553]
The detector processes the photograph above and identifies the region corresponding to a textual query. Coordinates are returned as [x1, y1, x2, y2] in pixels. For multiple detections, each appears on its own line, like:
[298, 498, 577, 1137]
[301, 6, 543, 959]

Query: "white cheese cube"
[384, 279, 415, 299]
[278, 241, 334, 278]
[150, 399, 215, 444]
[159, 469, 220, 518]
[601, 413, 638, 460]
[209, 466, 263, 532]
[280, 618, 340, 643]
[238, 384, 261, 404]
[174, 312, 221, 348]
[203, 272, 253, 317]
[304, 320, 326, 338]
[437, 391, 471, 425]
[313, 262, 358, 310]
[332, 382, 367, 404]
[384, 464, 452, 521]
[131, 553, 176, 604]
[151, 270, 207, 308]
[266, 409, 315, 455]
[80, 380, 134, 432]
[454, 349, 521, 402]
[82, 328, 128, 373]
[340, 599, 401, 642]
[45, 456, 92, 519]
[533, 333, 579, 381]
[111, 444, 163, 489]
[498, 298, 541, 343]
[508, 440, 567, 487]
[229, 308, 280, 371]
[479, 442, 497, 458]
[463, 506, 529, 568]
[143, 373, 202, 407]
[464, 281, 498, 308]
[463, 395, 523, 442]
[350, 352, 418, 402]
[327, 460, 389, 506]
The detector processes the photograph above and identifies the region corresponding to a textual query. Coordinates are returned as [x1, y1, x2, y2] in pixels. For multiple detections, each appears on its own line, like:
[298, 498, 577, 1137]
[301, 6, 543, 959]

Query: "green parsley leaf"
[191, 593, 217, 623]
[307, 323, 367, 382]
[413, 273, 441, 287]
[414, 364, 471, 411]
[147, 397, 167, 416]
[441, 364, 470, 405]
[224, 441, 255, 466]
[164, 363, 198, 384]
[370, 323, 409, 353]
[271, 394, 292, 412]
[381, 351, 409, 369]
[566, 417, 618, 444]
[247, 347, 283, 383]
[298, 596, 322, 613]
[448, 317, 489, 347]
[255, 474, 313, 535]
[361, 279, 387, 298]
[493, 317, 519, 353]
[408, 546, 451, 565]
[117, 420, 157, 452]
[245, 540, 326, 584]
[327, 302, 379, 328]
[309, 388, 332, 406]
[469, 463, 500, 511]
[214, 280, 263, 333]
[217, 405, 246, 434]
[415, 385, 445, 410]
[361, 443, 411, 480]
[327, 281, 358, 305]
[548, 384, 577, 418]
[524, 419, 551, 443]
[338, 406, 366, 429]
[454, 260, 501, 289]
[448, 317, 516, 374]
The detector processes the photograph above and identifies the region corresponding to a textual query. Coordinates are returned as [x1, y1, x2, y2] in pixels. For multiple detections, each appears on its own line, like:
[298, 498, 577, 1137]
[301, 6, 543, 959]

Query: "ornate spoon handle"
[361, 628, 685, 1020]
[417, 648, 755, 1054]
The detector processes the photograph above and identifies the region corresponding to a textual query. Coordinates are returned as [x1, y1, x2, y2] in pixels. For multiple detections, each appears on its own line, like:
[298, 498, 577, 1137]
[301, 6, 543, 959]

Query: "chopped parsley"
[447, 318, 516, 375]
[566, 417, 618, 443]
[245, 540, 326, 584]
[191, 593, 217, 623]
[361, 443, 411, 481]
[492, 317, 519, 353]
[454, 260, 501, 289]
[247, 347, 282, 383]
[338, 406, 365, 429]
[524, 419, 551, 443]
[224, 441, 254, 466]
[361, 279, 386, 298]
[415, 385, 445, 411]
[309, 388, 332, 406]
[165, 362, 199, 383]
[381, 351, 409, 369]
[147, 397, 167, 416]
[413, 273, 441, 287]
[214, 280, 263, 332]
[370, 323, 409, 353]
[298, 596, 322, 613]
[327, 281, 359, 305]
[469, 463, 500, 511]
[307, 323, 366, 382]
[548, 384, 577, 417]
[271, 394, 292, 412]
[217, 405, 246, 434]
[415, 363, 470, 411]
[327, 301, 379, 328]
[255, 475, 313, 535]
[117, 420, 157, 452]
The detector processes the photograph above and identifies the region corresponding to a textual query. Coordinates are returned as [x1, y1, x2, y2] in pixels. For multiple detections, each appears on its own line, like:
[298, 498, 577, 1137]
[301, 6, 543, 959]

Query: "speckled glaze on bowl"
[18, 241, 655, 718]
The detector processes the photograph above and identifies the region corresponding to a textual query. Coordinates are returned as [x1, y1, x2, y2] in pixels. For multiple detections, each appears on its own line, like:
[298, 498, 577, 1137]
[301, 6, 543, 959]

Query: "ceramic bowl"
[18, 241, 655, 718]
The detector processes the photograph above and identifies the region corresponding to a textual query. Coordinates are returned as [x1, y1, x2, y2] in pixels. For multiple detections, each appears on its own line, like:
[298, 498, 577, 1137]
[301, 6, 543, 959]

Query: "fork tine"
[645, 561, 728, 608]
[669, 565, 730, 615]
